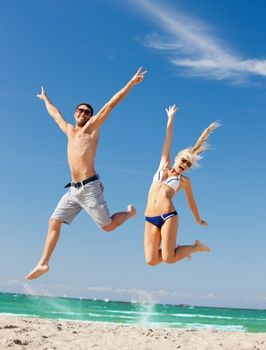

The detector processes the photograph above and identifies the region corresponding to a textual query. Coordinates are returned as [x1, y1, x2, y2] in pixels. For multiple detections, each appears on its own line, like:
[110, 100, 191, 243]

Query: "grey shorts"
[51, 179, 112, 228]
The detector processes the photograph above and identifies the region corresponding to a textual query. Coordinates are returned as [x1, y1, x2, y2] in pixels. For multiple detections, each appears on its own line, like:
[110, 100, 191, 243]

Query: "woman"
[144, 105, 219, 265]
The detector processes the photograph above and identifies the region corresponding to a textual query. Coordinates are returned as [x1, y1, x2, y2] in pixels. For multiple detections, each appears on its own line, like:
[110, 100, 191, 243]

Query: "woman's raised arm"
[158, 104, 179, 170]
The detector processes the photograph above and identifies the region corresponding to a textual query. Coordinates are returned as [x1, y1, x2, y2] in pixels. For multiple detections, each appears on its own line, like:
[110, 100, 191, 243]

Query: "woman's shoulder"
[161, 166, 171, 171]
[156, 167, 170, 176]
[180, 175, 191, 185]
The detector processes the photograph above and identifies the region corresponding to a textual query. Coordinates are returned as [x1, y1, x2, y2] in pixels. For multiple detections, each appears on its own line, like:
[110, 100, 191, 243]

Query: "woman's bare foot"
[127, 205, 136, 218]
[193, 240, 211, 253]
[25, 264, 49, 280]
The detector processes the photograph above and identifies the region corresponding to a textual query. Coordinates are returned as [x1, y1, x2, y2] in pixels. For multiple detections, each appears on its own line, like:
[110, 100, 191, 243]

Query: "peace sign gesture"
[131, 67, 147, 85]
[36, 86, 47, 100]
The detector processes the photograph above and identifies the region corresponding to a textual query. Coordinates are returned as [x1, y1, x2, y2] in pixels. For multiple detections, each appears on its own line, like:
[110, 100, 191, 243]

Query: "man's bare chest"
[68, 131, 99, 151]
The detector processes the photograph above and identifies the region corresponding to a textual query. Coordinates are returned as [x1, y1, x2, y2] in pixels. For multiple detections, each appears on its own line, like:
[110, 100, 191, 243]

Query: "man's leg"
[102, 205, 136, 232]
[82, 181, 136, 232]
[25, 218, 62, 280]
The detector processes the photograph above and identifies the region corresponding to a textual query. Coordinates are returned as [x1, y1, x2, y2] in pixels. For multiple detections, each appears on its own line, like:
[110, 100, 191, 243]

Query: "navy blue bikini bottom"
[145, 210, 178, 229]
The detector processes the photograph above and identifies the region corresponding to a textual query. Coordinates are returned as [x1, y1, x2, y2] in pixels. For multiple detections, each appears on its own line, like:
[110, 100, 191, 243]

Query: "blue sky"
[0, 0, 266, 309]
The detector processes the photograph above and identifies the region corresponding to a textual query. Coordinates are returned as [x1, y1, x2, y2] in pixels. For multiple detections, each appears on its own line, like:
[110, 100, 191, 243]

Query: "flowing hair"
[175, 121, 220, 167]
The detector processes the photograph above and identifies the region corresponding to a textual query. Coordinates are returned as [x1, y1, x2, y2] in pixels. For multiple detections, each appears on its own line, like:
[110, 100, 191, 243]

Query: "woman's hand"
[165, 104, 179, 119]
[36, 86, 47, 100]
[197, 219, 208, 226]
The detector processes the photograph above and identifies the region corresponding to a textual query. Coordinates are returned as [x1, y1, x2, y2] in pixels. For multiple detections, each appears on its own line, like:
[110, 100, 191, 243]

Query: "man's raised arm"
[88, 67, 147, 130]
[37, 86, 69, 135]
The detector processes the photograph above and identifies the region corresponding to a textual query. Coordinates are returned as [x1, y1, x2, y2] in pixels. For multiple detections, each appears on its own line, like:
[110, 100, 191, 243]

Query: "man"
[25, 67, 146, 280]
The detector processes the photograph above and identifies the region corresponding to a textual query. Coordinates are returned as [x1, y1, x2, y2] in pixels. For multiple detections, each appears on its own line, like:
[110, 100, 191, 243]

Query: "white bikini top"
[153, 168, 180, 191]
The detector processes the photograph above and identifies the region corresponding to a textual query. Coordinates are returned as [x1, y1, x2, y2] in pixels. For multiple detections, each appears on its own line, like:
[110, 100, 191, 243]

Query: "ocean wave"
[104, 310, 161, 316]
[172, 313, 234, 320]
[0, 312, 38, 318]
[87, 314, 137, 320]
[147, 320, 246, 332]
[45, 311, 83, 316]
[171, 313, 266, 321]
[183, 323, 246, 332]
[0, 312, 252, 331]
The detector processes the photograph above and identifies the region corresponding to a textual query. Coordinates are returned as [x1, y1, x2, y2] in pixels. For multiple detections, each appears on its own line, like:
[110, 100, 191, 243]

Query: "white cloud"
[200, 293, 217, 300]
[0, 279, 24, 288]
[87, 286, 113, 293]
[133, 0, 266, 83]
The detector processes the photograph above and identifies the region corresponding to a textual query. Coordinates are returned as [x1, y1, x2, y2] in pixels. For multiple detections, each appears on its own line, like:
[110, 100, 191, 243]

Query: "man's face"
[74, 105, 92, 127]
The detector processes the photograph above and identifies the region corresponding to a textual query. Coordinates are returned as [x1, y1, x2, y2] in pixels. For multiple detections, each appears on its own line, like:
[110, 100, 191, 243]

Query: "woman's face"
[174, 156, 192, 174]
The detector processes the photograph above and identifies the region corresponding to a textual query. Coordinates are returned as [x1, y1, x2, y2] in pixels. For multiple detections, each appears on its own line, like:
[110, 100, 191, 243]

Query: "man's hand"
[131, 67, 147, 85]
[37, 86, 47, 100]
[36, 86, 68, 134]
[197, 219, 208, 226]
[85, 67, 147, 130]
[165, 104, 179, 119]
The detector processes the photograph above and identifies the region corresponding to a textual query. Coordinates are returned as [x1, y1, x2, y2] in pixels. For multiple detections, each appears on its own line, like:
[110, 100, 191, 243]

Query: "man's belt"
[64, 175, 99, 189]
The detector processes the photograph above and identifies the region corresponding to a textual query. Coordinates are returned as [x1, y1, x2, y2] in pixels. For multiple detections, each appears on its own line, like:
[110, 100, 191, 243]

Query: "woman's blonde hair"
[175, 121, 220, 167]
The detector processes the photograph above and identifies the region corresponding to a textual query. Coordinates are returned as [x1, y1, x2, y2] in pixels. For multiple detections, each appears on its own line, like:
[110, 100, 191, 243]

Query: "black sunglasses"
[181, 158, 192, 168]
[76, 108, 91, 116]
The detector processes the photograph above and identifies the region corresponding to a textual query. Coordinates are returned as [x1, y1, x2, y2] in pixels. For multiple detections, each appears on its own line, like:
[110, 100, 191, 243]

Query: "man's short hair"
[76, 103, 94, 116]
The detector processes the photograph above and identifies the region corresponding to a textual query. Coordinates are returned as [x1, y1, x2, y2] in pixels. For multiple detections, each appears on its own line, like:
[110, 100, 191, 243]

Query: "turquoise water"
[0, 292, 265, 332]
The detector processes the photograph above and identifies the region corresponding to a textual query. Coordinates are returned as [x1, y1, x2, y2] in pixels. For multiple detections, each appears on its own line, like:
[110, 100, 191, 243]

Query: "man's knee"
[49, 218, 62, 230]
[101, 223, 114, 232]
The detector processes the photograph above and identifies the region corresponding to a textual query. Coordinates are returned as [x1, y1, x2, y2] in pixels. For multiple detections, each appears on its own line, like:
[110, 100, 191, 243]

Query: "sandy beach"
[0, 315, 265, 350]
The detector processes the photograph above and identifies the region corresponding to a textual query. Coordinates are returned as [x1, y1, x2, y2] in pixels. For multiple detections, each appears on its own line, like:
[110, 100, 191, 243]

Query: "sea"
[0, 292, 265, 333]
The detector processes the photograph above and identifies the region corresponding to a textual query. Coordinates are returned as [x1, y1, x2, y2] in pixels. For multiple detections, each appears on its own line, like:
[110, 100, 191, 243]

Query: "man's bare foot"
[127, 205, 136, 218]
[193, 240, 211, 253]
[25, 264, 49, 280]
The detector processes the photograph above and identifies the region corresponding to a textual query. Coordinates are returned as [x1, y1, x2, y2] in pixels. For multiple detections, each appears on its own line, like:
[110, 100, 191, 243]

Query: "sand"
[0, 315, 265, 350]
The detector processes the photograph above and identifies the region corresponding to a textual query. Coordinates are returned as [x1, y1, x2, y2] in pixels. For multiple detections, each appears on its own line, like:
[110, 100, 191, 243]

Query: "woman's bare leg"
[144, 221, 162, 266]
[171, 240, 210, 263]
[25, 218, 62, 280]
[161, 216, 210, 263]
